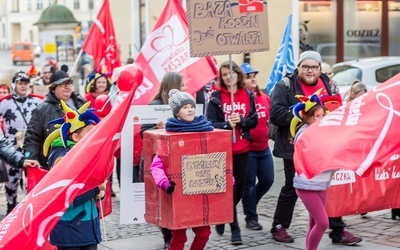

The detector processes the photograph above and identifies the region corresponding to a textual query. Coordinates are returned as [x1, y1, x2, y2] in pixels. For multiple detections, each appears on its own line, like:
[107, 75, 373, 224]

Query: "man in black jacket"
[270, 51, 362, 246]
[23, 66, 86, 170]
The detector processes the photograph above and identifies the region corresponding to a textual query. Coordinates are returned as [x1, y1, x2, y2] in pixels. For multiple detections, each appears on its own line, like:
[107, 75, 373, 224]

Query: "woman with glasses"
[24, 66, 87, 170]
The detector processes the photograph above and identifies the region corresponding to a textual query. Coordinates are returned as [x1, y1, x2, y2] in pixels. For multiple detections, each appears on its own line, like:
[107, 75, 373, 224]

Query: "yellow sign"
[44, 43, 57, 53]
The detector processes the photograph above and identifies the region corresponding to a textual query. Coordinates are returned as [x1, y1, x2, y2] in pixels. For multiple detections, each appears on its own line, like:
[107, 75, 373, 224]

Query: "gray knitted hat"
[297, 51, 322, 66]
[168, 89, 196, 117]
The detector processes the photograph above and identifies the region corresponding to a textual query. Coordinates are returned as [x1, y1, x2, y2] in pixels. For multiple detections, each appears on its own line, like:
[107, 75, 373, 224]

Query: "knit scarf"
[165, 115, 214, 132]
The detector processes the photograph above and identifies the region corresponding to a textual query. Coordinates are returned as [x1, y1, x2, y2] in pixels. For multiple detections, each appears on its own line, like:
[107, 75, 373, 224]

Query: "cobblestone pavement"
[1, 171, 400, 249]
[100, 189, 400, 249]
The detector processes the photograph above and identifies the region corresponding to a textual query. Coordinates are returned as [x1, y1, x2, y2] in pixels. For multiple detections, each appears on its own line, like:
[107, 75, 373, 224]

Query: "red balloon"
[94, 94, 111, 118]
[117, 64, 144, 91]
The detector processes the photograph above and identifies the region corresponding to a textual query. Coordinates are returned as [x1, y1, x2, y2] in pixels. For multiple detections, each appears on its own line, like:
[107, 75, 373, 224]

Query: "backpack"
[268, 77, 290, 141]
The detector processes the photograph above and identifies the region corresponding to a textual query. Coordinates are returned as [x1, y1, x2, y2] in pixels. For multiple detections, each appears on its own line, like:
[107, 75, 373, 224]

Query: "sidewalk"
[95, 161, 400, 250]
[96, 194, 400, 250]
[1, 165, 400, 249]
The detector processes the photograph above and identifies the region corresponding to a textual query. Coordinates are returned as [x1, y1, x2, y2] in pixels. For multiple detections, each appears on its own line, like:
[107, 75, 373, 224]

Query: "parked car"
[315, 42, 381, 66]
[11, 41, 34, 65]
[332, 56, 400, 100]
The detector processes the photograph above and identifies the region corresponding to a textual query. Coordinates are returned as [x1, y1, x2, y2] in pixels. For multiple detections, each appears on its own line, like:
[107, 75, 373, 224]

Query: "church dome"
[34, 3, 78, 25]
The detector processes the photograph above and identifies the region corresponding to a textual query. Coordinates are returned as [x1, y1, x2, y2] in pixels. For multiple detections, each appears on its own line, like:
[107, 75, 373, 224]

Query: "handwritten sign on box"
[181, 152, 227, 195]
[186, 0, 270, 56]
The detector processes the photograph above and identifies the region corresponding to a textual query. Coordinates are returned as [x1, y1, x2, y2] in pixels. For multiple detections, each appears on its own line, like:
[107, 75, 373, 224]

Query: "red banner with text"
[326, 154, 400, 217]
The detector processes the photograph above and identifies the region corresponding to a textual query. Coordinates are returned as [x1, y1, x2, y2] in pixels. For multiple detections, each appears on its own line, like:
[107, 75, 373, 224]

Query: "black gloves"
[166, 181, 176, 194]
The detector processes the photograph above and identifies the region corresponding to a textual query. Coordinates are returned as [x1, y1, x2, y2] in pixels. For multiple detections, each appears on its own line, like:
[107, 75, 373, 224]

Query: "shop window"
[389, 1, 400, 56]
[343, 0, 382, 61]
[299, 0, 337, 65]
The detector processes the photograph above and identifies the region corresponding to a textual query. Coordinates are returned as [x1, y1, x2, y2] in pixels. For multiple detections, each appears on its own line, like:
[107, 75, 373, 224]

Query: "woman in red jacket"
[206, 61, 258, 245]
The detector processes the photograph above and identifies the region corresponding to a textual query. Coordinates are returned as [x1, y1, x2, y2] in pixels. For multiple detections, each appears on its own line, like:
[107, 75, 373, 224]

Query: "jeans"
[272, 159, 298, 229]
[242, 148, 274, 222]
[217, 152, 249, 231]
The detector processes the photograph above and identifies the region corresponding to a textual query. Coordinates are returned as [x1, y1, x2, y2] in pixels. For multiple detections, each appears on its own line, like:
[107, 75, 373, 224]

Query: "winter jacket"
[206, 88, 258, 154]
[23, 92, 86, 169]
[292, 124, 332, 191]
[48, 138, 102, 247]
[250, 90, 270, 151]
[269, 70, 332, 159]
[0, 134, 25, 168]
[150, 155, 169, 191]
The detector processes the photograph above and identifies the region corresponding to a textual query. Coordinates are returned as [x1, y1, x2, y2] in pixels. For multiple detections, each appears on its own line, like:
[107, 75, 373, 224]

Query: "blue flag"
[266, 15, 296, 96]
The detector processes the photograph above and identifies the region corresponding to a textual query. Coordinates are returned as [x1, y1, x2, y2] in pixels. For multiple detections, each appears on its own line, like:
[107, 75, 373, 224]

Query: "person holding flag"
[290, 90, 333, 250]
[269, 51, 362, 246]
[43, 100, 106, 250]
[206, 61, 258, 245]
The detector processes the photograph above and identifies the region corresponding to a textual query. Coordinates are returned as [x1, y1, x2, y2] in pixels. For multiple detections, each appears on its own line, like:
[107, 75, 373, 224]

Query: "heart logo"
[150, 25, 187, 53]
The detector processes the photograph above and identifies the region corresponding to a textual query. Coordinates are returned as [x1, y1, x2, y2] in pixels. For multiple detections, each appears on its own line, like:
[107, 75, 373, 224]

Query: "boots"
[161, 227, 172, 250]
[6, 198, 17, 215]
[230, 218, 242, 245]
[392, 208, 400, 220]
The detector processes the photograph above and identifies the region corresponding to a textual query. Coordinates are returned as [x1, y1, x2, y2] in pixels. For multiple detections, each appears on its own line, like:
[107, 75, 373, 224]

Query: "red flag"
[0, 80, 139, 249]
[293, 73, 400, 179]
[132, 0, 216, 105]
[82, 0, 121, 72]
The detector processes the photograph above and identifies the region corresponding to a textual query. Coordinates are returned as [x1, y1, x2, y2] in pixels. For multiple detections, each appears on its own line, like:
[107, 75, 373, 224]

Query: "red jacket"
[250, 90, 270, 151]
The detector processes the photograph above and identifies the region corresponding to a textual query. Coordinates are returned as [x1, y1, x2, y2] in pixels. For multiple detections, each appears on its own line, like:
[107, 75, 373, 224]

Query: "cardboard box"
[143, 129, 233, 230]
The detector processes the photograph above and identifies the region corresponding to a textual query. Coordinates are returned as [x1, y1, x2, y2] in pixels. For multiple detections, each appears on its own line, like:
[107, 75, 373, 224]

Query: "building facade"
[1, 0, 399, 88]
[0, 0, 103, 50]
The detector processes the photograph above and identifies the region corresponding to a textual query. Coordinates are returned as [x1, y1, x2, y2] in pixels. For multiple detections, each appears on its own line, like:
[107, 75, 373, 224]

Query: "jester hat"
[43, 100, 101, 157]
[27, 63, 38, 77]
[290, 89, 323, 138]
[86, 65, 112, 93]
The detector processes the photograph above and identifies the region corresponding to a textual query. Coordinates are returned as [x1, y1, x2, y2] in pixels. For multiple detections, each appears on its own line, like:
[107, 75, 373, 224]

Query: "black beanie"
[49, 65, 70, 85]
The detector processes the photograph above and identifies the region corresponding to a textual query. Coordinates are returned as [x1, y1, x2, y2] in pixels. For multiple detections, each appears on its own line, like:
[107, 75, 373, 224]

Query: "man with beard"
[269, 51, 362, 246]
